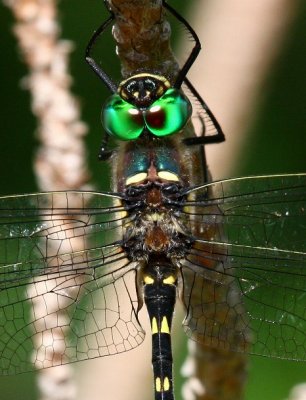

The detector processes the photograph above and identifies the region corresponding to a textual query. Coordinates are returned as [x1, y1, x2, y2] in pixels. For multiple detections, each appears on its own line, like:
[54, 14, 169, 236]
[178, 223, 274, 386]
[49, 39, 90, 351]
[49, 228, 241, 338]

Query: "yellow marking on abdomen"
[160, 316, 170, 334]
[152, 317, 158, 334]
[144, 275, 154, 284]
[163, 377, 170, 391]
[156, 377, 162, 392]
[163, 275, 175, 285]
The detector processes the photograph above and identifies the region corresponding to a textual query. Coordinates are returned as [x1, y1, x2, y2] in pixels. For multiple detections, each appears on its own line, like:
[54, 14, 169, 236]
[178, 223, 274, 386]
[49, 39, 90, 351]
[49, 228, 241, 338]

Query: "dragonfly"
[0, 1, 306, 400]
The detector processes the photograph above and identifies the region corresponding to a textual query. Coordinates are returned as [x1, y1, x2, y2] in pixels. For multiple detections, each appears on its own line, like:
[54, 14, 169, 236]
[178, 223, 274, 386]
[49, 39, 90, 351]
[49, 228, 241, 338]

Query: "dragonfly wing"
[0, 191, 145, 374]
[183, 174, 306, 252]
[180, 174, 306, 360]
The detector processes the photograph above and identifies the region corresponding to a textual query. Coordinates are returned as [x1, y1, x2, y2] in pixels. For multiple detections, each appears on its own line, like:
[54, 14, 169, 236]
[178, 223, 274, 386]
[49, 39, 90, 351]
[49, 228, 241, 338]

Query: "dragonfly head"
[102, 74, 192, 141]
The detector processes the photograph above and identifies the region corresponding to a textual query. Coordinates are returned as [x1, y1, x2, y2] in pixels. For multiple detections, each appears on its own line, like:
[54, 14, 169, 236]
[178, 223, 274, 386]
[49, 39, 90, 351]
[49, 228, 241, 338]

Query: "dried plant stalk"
[4, 1, 90, 399]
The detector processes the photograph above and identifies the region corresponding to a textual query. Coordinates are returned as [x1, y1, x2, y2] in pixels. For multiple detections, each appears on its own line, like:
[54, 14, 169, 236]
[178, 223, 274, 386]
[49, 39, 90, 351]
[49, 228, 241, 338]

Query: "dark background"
[0, 1, 305, 399]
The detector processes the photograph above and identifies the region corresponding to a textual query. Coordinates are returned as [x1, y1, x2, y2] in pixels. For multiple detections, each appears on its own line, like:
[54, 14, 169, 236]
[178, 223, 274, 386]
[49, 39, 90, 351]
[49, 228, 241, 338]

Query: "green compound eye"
[102, 94, 144, 140]
[144, 88, 192, 137]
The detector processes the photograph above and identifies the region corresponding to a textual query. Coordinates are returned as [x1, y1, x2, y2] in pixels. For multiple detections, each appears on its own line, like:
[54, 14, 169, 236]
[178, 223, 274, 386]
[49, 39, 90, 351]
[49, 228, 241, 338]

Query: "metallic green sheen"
[102, 94, 144, 140]
[145, 88, 192, 137]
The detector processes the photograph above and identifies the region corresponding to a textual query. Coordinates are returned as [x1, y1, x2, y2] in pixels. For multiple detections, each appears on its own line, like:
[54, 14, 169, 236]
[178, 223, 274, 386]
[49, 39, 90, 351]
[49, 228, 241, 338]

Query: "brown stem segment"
[107, 0, 179, 80]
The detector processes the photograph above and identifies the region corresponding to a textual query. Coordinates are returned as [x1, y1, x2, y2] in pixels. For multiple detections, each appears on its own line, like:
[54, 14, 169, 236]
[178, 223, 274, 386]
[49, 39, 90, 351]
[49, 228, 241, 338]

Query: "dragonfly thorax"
[123, 183, 191, 261]
[123, 210, 190, 261]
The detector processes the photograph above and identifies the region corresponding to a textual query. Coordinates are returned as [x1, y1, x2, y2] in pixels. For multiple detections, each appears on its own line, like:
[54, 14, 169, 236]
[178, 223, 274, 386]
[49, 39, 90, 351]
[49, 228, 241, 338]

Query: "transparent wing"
[0, 191, 144, 375]
[180, 174, 306, 360]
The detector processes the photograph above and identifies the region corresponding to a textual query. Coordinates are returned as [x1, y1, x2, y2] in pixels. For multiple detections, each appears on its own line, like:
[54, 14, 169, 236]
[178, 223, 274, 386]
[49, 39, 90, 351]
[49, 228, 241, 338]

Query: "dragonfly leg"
[98, 131, 113, 160]
[85, 13, 118, 93]
[182, 78, 225, 146]
[162, 1, 201, 89]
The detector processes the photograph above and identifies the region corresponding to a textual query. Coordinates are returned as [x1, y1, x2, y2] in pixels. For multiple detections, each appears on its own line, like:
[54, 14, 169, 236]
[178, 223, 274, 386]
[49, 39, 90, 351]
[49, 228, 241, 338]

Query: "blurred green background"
[0, 1, 305, 399]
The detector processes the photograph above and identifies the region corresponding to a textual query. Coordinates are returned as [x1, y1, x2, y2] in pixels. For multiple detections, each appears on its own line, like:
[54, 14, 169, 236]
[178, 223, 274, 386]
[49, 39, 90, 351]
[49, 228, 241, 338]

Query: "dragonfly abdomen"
[143, 263, 177, 400]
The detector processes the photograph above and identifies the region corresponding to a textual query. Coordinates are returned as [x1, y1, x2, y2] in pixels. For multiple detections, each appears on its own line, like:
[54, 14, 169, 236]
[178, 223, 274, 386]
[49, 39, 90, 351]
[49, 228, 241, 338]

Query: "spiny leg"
[183, 77, 225, 146]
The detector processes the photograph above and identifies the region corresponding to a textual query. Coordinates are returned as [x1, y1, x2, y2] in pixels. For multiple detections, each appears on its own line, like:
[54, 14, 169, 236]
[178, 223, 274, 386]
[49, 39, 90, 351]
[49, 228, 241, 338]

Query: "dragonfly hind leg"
[183, 77, 225, 146]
